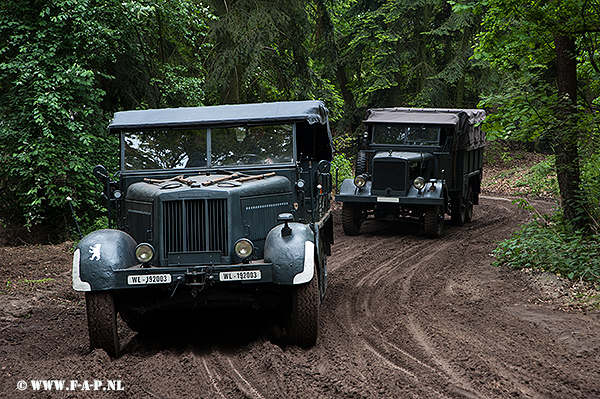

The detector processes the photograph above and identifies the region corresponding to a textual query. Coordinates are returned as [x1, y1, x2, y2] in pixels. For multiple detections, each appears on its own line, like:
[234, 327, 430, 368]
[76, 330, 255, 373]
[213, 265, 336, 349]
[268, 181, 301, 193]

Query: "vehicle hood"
[373, 151, 434, 163]
[126, 174, 292, 202]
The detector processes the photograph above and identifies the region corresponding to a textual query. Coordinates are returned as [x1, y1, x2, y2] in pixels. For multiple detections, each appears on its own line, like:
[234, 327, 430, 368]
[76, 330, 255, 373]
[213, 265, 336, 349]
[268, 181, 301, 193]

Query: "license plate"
[377, 197, 399, 203]
[219, 270, 261, 282]
[127, 274, 172, 285]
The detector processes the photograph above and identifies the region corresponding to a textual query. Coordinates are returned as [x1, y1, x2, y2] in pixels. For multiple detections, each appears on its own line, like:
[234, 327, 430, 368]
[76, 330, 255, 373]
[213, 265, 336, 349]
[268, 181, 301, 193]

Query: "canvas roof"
[109, 100, 329, 129]
[364, 108, 486, 126]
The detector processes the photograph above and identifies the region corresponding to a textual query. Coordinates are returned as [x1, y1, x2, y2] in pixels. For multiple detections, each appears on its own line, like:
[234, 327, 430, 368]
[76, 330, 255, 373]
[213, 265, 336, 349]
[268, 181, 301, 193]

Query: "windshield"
[372, 124, 441, 146]
[123, 124, 293, 170]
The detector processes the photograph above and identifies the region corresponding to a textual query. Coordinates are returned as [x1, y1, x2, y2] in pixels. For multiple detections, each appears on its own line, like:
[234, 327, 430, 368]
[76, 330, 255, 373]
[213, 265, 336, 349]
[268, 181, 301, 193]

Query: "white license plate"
[377, 197, 399, 203]
[127, 274, 172, 285]
[219, 270, 261, 282]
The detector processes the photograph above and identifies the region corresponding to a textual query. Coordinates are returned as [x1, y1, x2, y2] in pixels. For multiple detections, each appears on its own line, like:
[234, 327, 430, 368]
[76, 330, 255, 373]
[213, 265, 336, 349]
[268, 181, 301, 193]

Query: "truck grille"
[372, 160, 407, 193]
[162, 199, 228, 256]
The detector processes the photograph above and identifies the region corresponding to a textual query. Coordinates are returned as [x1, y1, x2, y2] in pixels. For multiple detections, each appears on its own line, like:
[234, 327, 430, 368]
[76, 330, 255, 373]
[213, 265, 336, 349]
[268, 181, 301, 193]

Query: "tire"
[342, 203, 362, 236]
[424, 205, 444, 238]
[450, 196, 466, 226]
[465, 185, 474, 223]
[86, 291, 119, 357]
[355, 151, 368, 175]
[288, 273, 320, 348]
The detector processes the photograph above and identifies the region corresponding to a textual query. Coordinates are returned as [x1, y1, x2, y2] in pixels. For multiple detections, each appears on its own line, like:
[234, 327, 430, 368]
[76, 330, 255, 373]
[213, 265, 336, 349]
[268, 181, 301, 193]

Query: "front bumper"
[112, 261, 275, 290]
[336, 179, 444, 206]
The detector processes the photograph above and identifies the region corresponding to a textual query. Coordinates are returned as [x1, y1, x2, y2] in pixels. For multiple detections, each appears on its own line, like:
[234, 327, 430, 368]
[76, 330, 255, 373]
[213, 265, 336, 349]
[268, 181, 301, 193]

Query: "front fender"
[264, 223, 315, 285]
[72, 229, 138, 291]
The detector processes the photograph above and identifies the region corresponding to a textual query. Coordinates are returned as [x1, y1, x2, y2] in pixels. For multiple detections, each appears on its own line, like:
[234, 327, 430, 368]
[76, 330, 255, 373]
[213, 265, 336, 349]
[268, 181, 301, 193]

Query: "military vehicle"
[336, 108, 485, 238]
[72, 101, 334, 356]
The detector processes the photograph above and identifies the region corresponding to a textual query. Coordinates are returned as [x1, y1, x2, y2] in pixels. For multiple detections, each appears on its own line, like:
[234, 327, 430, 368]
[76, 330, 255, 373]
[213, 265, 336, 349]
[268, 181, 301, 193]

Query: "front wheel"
[342, 203, 362, 236]
[288, 273, 320, 347]
[85, 291, 119, 357]
[424, 205, 445, 238]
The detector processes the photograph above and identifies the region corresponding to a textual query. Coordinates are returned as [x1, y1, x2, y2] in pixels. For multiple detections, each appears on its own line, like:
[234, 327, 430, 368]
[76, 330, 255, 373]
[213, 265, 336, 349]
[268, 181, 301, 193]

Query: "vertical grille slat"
[162, 199, 228, 260]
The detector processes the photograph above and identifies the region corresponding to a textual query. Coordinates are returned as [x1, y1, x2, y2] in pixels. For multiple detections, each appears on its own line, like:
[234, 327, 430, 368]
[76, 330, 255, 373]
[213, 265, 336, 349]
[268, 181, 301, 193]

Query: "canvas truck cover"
[365, 108, 486, 151]
[110, 100, 330, 129]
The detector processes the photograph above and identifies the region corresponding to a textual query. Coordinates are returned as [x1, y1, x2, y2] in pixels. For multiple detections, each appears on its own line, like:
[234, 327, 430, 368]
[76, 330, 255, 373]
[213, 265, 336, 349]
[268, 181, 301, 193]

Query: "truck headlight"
[413, 177, 426, 190]
[354, 175, 367, 188]
[135, 243, 155, 263]
[234, 238, 254, 260]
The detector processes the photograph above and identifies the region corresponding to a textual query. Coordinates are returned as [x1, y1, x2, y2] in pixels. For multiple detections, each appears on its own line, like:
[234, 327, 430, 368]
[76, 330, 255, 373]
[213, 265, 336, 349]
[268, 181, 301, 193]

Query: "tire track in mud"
[326, 197, 530, 398]
[194, 350, 271, 399]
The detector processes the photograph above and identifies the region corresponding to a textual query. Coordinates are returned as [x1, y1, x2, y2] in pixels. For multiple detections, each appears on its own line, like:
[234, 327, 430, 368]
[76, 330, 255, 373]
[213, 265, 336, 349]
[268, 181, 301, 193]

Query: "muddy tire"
[451, 196, 466, 226]
[424, 205, 444, 238]
[465, 185, 474, 223]
[86, 291, 119, 357]
[342, 203, 362, 236]
[288, 273, 320, 348]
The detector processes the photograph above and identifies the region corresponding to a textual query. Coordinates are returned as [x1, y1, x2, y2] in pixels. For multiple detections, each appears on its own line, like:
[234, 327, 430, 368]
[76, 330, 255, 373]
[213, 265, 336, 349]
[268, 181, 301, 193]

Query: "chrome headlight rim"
[234, 238, 254, 260]
[135, 243, 155, 263]
[413, 177, 426, 190]
[354, 175, 367, 188]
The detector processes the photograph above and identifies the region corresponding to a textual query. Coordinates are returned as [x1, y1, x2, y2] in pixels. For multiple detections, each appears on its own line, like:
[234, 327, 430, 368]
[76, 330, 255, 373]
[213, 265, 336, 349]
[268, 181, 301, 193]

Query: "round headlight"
[413, 177, 426, 190]
[234, 238, 254, 259]
[354, 175, 367, 188]
[135, 243, 155, 263]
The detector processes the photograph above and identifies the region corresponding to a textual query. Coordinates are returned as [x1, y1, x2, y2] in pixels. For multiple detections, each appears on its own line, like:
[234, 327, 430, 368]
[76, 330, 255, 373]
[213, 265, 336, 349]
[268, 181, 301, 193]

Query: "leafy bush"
[493, 201, 600, 282]
[330, 153, 353, 193]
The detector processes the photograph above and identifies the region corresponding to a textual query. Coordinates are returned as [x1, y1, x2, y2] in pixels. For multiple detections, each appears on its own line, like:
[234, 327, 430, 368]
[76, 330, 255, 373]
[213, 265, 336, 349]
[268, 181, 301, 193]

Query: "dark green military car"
[336, 108, 486, 238]
[72, 101, 334, 355]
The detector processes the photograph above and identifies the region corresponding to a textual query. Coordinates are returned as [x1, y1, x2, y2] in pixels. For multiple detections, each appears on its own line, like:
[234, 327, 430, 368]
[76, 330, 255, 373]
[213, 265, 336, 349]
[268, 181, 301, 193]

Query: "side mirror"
[317, 160, 331, 174]
[93, 165, 109, 182]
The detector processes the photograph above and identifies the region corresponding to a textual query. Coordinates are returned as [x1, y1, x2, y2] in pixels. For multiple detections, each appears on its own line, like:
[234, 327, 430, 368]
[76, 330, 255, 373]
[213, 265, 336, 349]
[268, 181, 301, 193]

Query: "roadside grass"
[485, 142, 600, 305]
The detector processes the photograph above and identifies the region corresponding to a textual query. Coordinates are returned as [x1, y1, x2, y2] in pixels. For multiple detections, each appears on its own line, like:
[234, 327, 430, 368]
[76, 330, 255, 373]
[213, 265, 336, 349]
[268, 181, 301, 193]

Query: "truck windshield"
[372, 125, 440, 146]
[123, 124, 293, 170]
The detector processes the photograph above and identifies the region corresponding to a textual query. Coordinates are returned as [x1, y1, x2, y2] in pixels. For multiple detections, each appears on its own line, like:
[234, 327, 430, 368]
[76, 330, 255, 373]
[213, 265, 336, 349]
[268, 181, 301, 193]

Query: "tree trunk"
[553, 33, 588, 229]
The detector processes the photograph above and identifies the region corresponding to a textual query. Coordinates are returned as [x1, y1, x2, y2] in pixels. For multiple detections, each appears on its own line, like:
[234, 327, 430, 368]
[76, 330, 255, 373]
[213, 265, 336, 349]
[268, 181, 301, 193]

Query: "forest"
[1, 0, 599, 280]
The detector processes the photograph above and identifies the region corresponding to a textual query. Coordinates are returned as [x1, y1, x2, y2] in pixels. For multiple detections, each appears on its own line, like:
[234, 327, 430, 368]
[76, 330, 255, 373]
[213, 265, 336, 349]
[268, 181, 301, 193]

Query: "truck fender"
[264, 222, 315, 285]
[72, 229, 138, 292]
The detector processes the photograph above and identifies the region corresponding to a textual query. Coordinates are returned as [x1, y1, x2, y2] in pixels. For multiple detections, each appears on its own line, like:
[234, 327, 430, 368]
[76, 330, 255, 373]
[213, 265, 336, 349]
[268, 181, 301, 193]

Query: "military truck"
[336, 108, 485, 238]
[72, 101, 334, 356]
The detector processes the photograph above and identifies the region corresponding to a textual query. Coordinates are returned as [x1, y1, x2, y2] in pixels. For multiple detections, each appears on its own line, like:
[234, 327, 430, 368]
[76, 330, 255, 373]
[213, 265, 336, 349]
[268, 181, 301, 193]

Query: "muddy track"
[2, 197, 600, 398]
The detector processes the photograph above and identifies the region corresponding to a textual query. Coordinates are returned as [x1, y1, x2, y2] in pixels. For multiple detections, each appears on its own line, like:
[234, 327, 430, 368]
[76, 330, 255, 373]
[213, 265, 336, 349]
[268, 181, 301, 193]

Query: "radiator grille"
[162, 199, 228, 257]
[372, 160, 407, 192]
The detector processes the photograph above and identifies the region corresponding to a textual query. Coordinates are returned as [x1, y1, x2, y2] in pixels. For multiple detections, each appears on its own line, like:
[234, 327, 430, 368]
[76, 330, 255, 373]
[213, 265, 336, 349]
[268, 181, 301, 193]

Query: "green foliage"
[0, 0, 212, 238]
[494, 204, 600, 281]
[331, 153, 353, 193]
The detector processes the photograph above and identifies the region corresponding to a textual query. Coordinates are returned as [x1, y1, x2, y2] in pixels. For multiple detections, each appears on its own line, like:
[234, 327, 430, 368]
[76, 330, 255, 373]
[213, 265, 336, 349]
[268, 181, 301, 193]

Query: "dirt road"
[2, 196, 600, 398]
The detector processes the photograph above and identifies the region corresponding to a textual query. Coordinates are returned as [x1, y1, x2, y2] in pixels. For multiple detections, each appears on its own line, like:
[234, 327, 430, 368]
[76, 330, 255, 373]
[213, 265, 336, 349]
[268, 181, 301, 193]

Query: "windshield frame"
[120, 122, 297, 172]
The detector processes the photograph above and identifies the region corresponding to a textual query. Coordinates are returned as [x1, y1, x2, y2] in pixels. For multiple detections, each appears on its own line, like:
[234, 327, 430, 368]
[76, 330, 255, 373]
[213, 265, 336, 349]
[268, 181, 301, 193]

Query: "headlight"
[234, 238, 254, 259]
[354, 175, 367, 188]
[135, 243, 155, 263]
[413, 177, 426, 190]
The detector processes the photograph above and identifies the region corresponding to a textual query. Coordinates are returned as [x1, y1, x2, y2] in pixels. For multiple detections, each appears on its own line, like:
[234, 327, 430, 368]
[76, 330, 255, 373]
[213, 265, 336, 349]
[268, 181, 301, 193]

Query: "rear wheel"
[342, 203, 362, 235]
[288, 273, 319, 348]
[86, 291, 119, 357]
[450, 196, 466, 226]
[424, 205, 444, 238]
[465, 185, 474, 222]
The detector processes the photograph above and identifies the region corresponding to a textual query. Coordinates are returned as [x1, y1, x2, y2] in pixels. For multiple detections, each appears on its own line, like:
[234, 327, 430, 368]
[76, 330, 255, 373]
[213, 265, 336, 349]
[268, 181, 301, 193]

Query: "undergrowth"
[493, 200, 600, 282]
